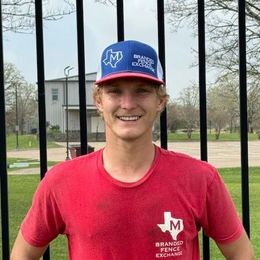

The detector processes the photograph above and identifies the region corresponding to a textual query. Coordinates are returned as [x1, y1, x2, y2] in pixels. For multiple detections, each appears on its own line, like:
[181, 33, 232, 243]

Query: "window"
[52, 88, 58, 101]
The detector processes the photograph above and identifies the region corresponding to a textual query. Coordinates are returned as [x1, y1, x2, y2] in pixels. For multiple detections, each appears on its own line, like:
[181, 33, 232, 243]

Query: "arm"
[10, 230, 48, 260]
[216, 229, 255, 260]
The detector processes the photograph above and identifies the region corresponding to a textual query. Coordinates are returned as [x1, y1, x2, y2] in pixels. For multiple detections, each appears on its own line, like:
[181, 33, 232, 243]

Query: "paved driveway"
[7, 141, 260, 174]
[165, 141, 260, 168]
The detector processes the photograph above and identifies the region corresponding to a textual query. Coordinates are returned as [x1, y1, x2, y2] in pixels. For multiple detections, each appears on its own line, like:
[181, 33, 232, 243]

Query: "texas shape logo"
[103, 49, 123, 68]
[158, 212, 184, 240]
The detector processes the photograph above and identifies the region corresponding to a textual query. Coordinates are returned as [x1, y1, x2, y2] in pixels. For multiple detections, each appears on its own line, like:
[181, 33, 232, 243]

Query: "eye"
[106, 87, 122, 95]
[136, 87, 153, 94]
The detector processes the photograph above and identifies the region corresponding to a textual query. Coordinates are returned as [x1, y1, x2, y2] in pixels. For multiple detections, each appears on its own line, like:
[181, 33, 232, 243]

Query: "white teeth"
[118, 116, 140, 121]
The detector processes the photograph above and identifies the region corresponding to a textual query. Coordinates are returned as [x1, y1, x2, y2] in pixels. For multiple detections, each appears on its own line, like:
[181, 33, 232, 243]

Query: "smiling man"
[11, 40, 254, 259]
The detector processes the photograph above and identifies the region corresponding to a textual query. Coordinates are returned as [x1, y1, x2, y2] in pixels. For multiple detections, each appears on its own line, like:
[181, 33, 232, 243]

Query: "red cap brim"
[95, 72, 164, 85]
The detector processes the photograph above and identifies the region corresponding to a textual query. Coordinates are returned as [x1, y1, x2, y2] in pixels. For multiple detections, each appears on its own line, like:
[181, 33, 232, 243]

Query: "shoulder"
[158, 146, 216, 172]
[156, 146, 219, 185]
[42, 149, 102, 185]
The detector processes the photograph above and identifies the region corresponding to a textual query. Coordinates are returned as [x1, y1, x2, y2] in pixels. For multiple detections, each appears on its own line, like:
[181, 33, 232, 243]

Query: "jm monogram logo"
[158, 212, 184, 240]
[103, 49, 123, 68]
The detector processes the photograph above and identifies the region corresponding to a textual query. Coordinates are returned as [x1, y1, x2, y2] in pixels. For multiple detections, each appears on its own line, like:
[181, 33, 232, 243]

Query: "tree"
[167, 101, 186, 132]
[247, 80, 260, 133]
[213, 75, 240, 134]
[4, 63, 24, 109]
[207, 74, 260, 136]
[207, 84, 231, 140]
[164, 0, 260, 135]
[177, 83, 199, 139]
[4, 63, 38, 134]
[2, 0, 75, 33]
[165, 0, 260, 81]
[95, 0, 115, 6]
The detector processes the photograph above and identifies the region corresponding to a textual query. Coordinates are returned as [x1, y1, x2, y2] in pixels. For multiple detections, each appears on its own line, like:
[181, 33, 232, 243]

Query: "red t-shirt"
[21, 146, 243, 259]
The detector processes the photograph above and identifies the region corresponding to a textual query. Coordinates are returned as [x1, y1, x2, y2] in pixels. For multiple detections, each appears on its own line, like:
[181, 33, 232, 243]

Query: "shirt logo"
[103, 49, 123, 68]
[158, 212, 184, 240]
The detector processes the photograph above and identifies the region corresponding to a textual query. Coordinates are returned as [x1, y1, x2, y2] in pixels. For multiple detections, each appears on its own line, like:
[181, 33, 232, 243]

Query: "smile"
[117, 116, 141, 121]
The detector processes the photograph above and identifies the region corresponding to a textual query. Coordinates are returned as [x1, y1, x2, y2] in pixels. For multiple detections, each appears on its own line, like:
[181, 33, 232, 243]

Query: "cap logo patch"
[132, 54, 155, 73]
[103, 49, 123, 68]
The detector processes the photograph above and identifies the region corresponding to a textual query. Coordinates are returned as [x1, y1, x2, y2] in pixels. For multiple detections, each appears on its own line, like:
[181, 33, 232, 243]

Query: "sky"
[3, 0, 199, 99]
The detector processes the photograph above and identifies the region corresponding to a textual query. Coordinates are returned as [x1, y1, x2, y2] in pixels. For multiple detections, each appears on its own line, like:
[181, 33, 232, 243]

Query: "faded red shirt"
[21, 147, 243, 259]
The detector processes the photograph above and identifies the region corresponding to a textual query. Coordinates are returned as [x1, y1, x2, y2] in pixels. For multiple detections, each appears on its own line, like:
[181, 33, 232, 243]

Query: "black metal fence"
[0, 0, 251, 259]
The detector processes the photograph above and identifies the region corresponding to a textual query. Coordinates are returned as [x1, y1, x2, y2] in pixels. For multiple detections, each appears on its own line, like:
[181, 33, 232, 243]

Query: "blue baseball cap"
[95, 40, 164, 85]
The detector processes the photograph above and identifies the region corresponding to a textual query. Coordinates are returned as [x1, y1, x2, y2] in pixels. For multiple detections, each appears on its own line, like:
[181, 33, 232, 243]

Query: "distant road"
[165, 141, 260, 168]
[7, 141, 260, 174]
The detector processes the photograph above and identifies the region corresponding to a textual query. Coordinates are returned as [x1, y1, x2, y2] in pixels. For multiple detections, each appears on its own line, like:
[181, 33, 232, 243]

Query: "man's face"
[95, 79, 165, 142]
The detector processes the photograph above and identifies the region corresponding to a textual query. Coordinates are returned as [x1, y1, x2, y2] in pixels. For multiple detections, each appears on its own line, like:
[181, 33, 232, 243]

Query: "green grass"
[206, 167, 260, 259]
[7, 158, 58, 171]
[168, 132, 259, 142]
[6, 134, 61, 151]
[7, 174, 68, 259]
[4, 167, 260, 259]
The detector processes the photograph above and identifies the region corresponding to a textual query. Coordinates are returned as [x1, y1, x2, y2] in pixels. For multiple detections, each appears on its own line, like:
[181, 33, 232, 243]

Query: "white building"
[45, 72, 105, 140]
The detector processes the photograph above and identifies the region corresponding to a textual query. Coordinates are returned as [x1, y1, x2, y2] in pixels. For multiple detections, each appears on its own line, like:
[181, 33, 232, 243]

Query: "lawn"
[3, 167, 260, 259]
[7, 174, 68, 259]
[7, 158, 58, 172]
[168, 131, 259, 142]
[207, 167, 260, 259]
[6, 134, 61, 151]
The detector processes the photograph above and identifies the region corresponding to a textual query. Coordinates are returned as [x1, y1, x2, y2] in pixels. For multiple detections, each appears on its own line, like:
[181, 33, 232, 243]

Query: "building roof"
[45, 72, 97, 83]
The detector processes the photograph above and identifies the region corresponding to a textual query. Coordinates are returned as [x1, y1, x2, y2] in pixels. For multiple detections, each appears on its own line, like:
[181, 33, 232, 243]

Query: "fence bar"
[238, 0, 250, 237]
[197, 0, 210, 259]
[76, 0, 88, 155]
[157, 0, 167, 149]
[117, 0, 124, 41]
[34, 1, 50, 259]
[0, 0, 10, 258]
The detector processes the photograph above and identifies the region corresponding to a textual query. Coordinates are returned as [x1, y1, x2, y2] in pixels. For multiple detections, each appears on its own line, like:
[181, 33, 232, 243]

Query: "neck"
[102, 138, 156, 182]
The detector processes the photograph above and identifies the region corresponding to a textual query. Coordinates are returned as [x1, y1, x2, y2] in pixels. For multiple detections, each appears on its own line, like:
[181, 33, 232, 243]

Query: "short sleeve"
[201, 170, 243, 244]
[21, 175, 65, 247]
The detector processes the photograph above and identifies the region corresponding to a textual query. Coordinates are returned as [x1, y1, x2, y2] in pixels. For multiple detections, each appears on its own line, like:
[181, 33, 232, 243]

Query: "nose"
[120, 92, 137, 110]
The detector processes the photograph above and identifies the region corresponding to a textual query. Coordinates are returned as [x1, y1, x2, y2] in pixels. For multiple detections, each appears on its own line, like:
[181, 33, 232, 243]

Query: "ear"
[156, 96, 166, 113]
[94, 93, 104, 113]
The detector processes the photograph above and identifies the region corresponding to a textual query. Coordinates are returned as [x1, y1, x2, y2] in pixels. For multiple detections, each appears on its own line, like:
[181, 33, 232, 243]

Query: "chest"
[63, 181, 202, 242]
[60, 174, 203, 259]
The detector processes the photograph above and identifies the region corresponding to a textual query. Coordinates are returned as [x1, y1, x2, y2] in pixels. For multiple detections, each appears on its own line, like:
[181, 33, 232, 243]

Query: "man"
[11, 40, 254, 259]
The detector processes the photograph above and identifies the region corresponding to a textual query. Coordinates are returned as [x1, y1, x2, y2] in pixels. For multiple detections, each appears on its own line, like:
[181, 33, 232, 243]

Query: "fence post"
[34, 1, 50, 259]
[157, 0, 168, 149]
[117, 0, 124, 41]
[238, 0, 250, 237]
[76, 0, 88, 155]
[197, 0, 210, 258]
[0, 0, 10, 258]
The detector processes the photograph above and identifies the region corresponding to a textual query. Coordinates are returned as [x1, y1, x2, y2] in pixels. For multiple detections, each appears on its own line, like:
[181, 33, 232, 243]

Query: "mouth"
[117, 115, 142, 121]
